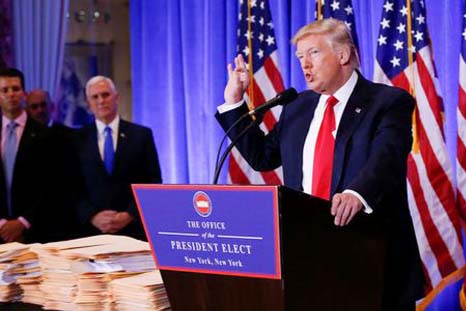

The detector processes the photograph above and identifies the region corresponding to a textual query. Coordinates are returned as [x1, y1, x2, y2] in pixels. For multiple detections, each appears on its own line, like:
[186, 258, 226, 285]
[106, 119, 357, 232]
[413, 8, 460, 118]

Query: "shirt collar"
[2, 110, 27, 128]
[95, 115, 120, 135]
[321, 70, 358, 105]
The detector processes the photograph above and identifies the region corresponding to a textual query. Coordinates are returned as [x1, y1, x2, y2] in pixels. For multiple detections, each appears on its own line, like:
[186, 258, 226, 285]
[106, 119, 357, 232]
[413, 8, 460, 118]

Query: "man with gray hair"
[75, 75, 162, 240]
[216, 18, 424, 310]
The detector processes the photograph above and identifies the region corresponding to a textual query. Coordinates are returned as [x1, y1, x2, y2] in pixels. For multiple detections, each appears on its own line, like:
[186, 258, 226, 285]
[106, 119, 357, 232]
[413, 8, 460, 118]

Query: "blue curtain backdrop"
[130, 1, 463, 308]
[12, 0, 69, 98]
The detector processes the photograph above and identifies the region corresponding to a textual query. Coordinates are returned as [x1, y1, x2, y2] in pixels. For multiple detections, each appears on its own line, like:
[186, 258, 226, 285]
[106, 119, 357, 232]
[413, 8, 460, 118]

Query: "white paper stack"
[33, 235, 157, 310]
[110, 271, 171, 311]
[11, 245, 43, 305]
[0, 242, 40, 303]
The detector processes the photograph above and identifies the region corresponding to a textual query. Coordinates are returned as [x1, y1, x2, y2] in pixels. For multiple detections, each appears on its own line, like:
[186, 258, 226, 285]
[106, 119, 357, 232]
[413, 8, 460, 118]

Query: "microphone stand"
[213, 115, 262, 184]
[214, 109, 254, 173]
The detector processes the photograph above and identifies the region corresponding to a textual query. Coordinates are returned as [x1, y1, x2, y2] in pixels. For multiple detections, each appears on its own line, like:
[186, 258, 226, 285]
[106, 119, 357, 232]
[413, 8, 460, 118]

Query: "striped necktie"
[3, 121, 19, 215]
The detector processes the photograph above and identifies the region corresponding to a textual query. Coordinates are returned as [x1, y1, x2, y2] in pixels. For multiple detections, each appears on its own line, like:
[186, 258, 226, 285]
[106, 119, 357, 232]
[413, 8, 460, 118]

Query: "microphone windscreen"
[279, 88, 298, 104]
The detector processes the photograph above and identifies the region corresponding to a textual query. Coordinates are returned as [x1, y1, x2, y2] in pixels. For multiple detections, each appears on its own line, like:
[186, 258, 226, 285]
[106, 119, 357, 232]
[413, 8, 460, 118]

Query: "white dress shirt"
[95, 116, 119, 160]
[302, 71, 357, 194]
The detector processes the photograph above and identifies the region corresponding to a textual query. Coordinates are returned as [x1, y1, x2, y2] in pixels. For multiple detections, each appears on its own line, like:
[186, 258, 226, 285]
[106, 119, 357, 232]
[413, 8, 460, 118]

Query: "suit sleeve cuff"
[17, 217, 31, 229]
[217, 100, 244, 114]
[343, 190, 373, 214]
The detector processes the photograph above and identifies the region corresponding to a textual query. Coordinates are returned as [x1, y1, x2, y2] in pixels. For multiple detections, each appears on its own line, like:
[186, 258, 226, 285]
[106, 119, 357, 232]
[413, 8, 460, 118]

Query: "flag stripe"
[412, 60, 454, 183]
[460, 56, 466, 91]
[458, 70, 466, 218]
[230, 148, 266, 184]
[264, 56, 285, 93]
[407, 155, 457, 277]
[414, 104, 462, 244]
[391, 73, 411, 91]
[457, 186, 466, 220]
[457, 157, 466, 206]
[458, 8, 466, 225]
[460, 87, 466, 121]
[416, 52, 444, 135]
[457, 133, 466, 181]
[250, 73, 279, 131]
[229, 153, 252, 184]
[407, 182, 440, 288]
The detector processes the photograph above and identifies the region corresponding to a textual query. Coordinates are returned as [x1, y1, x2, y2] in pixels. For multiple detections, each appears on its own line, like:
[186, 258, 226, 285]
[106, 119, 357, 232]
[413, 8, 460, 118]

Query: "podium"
[133, 185, 386, 311]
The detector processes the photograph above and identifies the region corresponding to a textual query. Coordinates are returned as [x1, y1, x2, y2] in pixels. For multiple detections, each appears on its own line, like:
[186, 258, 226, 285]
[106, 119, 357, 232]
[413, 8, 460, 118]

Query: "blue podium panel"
[132, 185, 281, 279]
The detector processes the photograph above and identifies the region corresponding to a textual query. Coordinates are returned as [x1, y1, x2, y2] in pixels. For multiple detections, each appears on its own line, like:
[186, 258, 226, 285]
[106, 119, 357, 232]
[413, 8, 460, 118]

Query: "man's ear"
[338, 45, 351, 65]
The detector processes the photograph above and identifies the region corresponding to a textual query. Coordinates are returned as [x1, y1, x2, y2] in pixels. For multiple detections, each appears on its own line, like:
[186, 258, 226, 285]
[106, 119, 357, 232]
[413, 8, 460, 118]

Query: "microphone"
[213, 87, 298, 184]
[247, 87, 298, 115]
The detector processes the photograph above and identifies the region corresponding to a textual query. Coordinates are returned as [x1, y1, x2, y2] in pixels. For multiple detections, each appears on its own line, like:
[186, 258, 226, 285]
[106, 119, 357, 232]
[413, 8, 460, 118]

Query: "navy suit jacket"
[217, 75, 425, 304]
[0, 117, 49, 242]
[38, 122, 82, 242]
[75, 119, 162, 240]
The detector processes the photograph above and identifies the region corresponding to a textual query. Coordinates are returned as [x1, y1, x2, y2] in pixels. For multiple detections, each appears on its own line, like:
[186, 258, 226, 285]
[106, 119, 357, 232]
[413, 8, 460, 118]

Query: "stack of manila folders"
[0, 235, 170, 310]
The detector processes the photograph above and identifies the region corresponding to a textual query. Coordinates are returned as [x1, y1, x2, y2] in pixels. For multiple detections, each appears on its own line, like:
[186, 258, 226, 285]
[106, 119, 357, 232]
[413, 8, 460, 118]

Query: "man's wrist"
[343, 190, 373, 214]
[217, 100, 244, 114]
[17, 217, 31, 229]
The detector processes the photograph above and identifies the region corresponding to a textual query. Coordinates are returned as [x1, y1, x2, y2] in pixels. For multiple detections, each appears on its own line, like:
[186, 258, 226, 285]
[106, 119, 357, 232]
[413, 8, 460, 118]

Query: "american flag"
[374, 1, 465, 309]
[315, 0, 359, 52]
[458, 3, 466, 230]
[228, 0, 285, 185]
[458, 3, 466, 309]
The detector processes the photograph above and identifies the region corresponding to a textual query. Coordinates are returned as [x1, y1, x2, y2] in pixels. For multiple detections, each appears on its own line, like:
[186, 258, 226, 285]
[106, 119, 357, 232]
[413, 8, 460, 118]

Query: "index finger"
[331, 194, 342, 216]
[235, 54, 247, 70]
[227, 63, 233, 79]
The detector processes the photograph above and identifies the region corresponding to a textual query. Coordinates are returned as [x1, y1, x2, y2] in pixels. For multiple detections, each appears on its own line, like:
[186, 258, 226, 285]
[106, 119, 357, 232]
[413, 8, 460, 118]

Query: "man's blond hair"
[292, 18, 359, 68]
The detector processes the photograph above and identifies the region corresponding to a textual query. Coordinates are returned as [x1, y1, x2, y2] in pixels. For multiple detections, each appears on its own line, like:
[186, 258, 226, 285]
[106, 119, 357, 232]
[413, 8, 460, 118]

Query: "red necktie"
[312, 96, 338, 200]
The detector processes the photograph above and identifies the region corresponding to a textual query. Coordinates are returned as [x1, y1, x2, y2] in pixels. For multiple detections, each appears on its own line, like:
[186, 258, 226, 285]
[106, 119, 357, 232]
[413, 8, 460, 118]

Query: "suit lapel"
[331, 76, 371, 194]
[0, 118, 6, 215]
[14, 119, 39, 178]
[113, 120, 129, 175]
[86, 123, 107, 174]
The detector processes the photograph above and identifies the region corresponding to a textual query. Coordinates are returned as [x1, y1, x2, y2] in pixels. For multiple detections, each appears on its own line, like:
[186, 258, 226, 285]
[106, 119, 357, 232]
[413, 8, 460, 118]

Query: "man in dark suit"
[25, 88, 81, 242]
[75, 75, 162, 240]
[0, 68, 49, 243]
[216, 19, 424, 310]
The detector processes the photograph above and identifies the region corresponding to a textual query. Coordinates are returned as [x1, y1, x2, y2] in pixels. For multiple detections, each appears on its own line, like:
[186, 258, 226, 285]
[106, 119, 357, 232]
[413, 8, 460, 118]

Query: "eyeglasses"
[28, 101, 48, 110]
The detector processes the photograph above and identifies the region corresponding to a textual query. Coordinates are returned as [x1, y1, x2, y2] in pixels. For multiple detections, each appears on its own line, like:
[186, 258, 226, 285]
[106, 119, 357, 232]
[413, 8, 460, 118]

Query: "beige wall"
[66, 0, 132, 120]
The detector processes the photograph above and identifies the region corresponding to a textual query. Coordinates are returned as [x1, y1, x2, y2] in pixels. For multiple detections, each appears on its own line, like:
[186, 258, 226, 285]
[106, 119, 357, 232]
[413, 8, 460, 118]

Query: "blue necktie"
[103, 126, 114, 174]
[3, 121, 18, 216]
